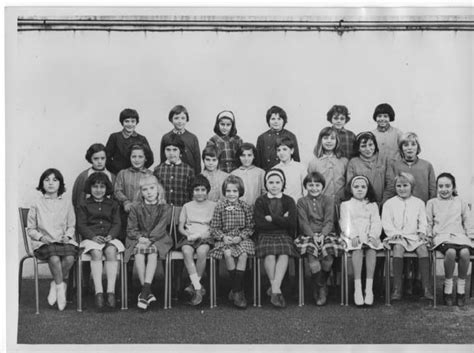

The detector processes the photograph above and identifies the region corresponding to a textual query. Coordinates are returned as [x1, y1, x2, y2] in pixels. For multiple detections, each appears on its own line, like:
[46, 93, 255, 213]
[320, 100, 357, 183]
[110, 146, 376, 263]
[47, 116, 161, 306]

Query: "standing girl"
[27, 168, 78, 311]
[426, 173, 474, 306]
[177, 175, 217, 306]
[339, 175, 383, 306]
[382, 172, 433, 301]
[308, 127, 348, 205]
[322, 105, 356, 159]
[207, 110, 243, 173]
[371, 103, 403, 162]
[209, 175, 255, 309]
[125, 175, 172, 310]
[255, 169, 299, 308]
[76, 172, 123, 309]
[294, 172, 344, 306]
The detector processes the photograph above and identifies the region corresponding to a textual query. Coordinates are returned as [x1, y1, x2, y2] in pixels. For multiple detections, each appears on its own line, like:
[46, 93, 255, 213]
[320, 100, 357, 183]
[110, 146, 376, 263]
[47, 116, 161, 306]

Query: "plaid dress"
[154, 161, 195, 207]
[335, 127, 357, 159]
[207, 134, 243, 173]
[294, 194, 344, 258]
[209, 199, 255, 259]
[254, 194, 299, 258]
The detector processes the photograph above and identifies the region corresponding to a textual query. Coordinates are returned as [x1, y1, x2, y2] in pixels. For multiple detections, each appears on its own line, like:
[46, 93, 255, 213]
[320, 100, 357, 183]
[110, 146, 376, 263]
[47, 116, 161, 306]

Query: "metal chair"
[76, 238, 127, 311]
[18, 207, 49, 314]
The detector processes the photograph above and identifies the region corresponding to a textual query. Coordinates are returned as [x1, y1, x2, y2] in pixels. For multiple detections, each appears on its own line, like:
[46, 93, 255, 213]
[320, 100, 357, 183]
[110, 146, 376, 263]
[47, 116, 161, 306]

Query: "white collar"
[267, 192, 283, 199]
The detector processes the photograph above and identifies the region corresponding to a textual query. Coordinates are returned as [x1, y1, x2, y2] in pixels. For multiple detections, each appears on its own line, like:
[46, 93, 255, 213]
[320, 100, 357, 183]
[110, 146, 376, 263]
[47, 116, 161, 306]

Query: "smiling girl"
[371, 103, 403, 162]
[322, 105, 356, 159]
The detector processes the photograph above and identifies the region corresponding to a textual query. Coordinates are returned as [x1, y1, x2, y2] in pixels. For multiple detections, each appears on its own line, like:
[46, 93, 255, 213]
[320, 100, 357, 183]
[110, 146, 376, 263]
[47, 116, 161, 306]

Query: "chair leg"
[77, 259, 82, 312]
[385, 250, 391, 306]
[344, 252, 349, 306]
[33, 258, 40, 315]
[210, 257, 216, 308]
[120, 255, 126, 310]
[340, 254, 345, 306]
[470, 260, 474, 298]
[253, 257, 257, 307]
[18, 256, 29, 301]
[257, 258, 262, 307]
[164, 255, 169, 309]
[298, 257, 304, 307]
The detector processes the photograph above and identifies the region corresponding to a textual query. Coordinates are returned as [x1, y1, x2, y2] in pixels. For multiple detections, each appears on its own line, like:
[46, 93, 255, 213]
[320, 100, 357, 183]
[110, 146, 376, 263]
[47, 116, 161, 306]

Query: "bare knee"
[104, 245, 117, 260]
[196, 245, 210, 258]
[445, 248, 456, 261]
[90, 249, 103, 261]
[459, 248, 470, 261]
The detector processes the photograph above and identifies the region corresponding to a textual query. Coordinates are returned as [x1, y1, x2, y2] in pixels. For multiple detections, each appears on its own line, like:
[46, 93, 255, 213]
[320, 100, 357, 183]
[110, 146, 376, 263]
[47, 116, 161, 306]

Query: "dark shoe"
[137, 293, 148, 310]
[277, 293, 286, 308]
[146, 293, 157, 305]
[266, 287, 272, 297]
[233, 291, 247, 309]
[190, 288, 204, 306]
[404, 278, 413, 296]
[95, 293, 104, 309]
[444, 292, 454, 306]
[184, 284, 194, 297]
[421, 288, 434, 300]
[106, 292, 116, 308]
[312, 285, 319, 305]
[457, 293, 466, 307]
[271, 293, 286, 308]
[391, 288, 402, 301]
[316, 285, 327, 306]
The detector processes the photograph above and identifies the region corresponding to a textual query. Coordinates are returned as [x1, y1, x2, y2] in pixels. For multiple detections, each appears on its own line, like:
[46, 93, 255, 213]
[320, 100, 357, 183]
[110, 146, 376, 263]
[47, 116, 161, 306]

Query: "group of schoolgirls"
[26, 103, 473, 313]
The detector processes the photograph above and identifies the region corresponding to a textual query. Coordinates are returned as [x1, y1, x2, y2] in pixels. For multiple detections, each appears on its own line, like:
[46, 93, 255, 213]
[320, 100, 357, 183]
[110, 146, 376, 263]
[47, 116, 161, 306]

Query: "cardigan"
[71, 168, 115, 208]
[254, 194, 297, 237]
[76, 197, 121, 240]
[114, 167, 153, 208]
[426, 196, 474, 248]
[160, 130, 201, 175]
[307, 154, 348, 204]
[255, 128, 300, 171]
[207, 134, 243, 173]
[372, 125, 402, 162]
[297, 194, 335, 237]
[105, 131, 154, 175]
[231, 165, 266, 206]
[382, 195, 427, 241]
[201, 169, 228, 202]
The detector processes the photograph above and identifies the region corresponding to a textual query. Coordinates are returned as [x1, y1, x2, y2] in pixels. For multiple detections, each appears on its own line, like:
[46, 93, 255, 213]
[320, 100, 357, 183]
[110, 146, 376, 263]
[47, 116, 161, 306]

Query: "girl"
[294, 172, 344, 306]
[255, 105, 300, 171]
[339, 176, 383, 306]
[27, 168, 78, 311]
[382, 172, 433, 301]
[207, 110, 243, 173]
[426, 173, 474, 306]
[76, 172, 123, 309]
[201, 145, 229, 202]
[209, 175, 255, 309]
[177, 175, 217, 306]
[371, 103, 403, 162]
[232, 142, 266, 206]
[308, 127, 348, 205]
[323, 105, 356, 159]
[255, 169, 298, 308]
[125, 175, 172, 310]
[346, 132, 394, 206]
[72, 143, 115, 208]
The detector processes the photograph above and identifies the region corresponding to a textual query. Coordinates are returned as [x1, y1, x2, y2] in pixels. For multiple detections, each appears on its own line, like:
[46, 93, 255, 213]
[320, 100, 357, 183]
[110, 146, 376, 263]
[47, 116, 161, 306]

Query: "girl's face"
[91, 150, 106, 171]
[225, 183, 240, 203]
[402, 139, 418, 161]
[437, 177, 454, 199]
[203, 155, 218, 172]
[130, 149, 146, 169]
[266, 175, 283, 196]
[171, 112, 187, 132]
[321, 133, 337, 153]
[359, 139, 376, 159]
[193, 185, 208, 202]
[331, 113, 347, 130]
[395, 179, 412, 199]
[376, 113, 390, 129]
[269, 113, 284, 131]
[141, 183, 159, 203]
[351, 179, 368, 201]
[164, 145, 181, 164]
[43, 173, 60, 196]
[306, 181, 324, 198]
[122, 118, 138, 134]
[91, 182, 106, 201]
[218, 118, 233, 136]
[276, 145, 293, 163]
[239, 149, 255, 168]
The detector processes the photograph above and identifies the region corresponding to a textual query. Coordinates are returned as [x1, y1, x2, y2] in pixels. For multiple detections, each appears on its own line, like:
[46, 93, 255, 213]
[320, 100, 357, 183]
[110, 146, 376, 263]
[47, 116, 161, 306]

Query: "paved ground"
[16, 278, 474, 345]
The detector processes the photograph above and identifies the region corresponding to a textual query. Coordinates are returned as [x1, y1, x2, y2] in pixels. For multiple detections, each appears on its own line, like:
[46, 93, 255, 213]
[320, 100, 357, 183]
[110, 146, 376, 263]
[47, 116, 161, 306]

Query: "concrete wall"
[7, 9, 473, 278]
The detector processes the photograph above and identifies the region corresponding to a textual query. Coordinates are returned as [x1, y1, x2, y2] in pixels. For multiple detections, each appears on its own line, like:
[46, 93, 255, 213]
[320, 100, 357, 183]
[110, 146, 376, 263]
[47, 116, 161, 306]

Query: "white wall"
[7, 10, 473, 278]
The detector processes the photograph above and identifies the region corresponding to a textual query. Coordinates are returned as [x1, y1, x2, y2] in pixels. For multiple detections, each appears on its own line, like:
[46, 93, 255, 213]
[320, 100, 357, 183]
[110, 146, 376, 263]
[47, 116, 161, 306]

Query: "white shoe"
[47, 281, 57, 306]
[56, 282, 67, 311]
[354, 288, 364, 306]
[364, 289, 374, 306]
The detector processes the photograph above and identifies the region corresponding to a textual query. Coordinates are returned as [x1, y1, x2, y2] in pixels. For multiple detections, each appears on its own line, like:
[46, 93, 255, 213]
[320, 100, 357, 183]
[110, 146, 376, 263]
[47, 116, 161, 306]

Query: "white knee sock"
[457, 278, 466, 295]
[444, 278, 453, 294]
[105, 260, 117, 293]
[190, 273, 202, 290]
[90, 260, 103, 294]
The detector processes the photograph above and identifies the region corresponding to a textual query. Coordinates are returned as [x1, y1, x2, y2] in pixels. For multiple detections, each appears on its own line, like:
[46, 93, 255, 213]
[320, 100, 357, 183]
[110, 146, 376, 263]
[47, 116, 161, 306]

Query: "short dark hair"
[161, 134, 185, 155]
[85, 143, 107, 164]
[275, 136, 295, 150]
[128, 143, 154, 169]
[372, 103, 395, 122]
[168, 105, 189, 122]
[264, 168, 286, 192]
[201, 145, 220, 161]
[213, 111, 238, 137]
[192, 174, 211, 193]
[326, 105, 351, 123]
[36, 168, 66, 196]
[303, 172, 326, 189]
[343, 175, 377, 203]
[354, 131, 379, 156]
[84, 172, 113, 196]
[236, 142, 257, 166]
[119, 108, 139, 125]
[436, 172, 458, 197]
[313, 126, 343, 158]
[265, 106, 288, 128]
[222, 174, 245, 197]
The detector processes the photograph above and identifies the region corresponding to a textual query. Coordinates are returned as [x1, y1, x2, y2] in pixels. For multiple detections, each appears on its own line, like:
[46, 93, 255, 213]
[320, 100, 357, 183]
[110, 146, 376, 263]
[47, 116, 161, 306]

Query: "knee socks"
[418, 257, 430, 290]
[392, 257, 404, 290]
[457, 278, 466, 295]
[189, 273, 202, 290]
[444, 278, 453, 294]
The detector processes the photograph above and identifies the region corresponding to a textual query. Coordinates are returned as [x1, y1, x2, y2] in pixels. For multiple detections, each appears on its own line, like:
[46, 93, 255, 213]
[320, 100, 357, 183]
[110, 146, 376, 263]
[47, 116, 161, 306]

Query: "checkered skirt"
[209, 238, 255, 259]
[294, 232, 344, 259]
[34, 243, 79, 261]
[256, 233, 299, 258]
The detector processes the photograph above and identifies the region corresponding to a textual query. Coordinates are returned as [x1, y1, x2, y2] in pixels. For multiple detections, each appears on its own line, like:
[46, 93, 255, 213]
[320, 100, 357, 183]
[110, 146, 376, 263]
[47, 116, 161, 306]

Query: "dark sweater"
[254, 194, 297, 237]
[76, 197, 121, 240]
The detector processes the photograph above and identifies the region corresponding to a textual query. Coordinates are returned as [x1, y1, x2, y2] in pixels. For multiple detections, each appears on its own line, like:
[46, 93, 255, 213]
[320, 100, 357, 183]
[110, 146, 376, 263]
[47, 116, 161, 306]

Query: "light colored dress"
[382, 195, 427, 251]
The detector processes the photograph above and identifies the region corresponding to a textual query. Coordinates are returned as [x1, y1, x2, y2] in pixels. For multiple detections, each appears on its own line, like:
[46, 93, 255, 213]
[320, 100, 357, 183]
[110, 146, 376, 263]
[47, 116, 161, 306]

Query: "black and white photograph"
[4, 2, 474, 351]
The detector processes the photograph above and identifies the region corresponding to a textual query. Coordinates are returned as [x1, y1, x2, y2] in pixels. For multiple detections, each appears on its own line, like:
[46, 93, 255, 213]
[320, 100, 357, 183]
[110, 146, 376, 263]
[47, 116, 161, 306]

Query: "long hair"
[313, 126, 342, 158]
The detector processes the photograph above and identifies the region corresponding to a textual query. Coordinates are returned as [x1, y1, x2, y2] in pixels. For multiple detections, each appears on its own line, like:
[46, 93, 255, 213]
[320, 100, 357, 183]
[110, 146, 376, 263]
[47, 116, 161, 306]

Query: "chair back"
[169, 206, 179, 247]
[18, 207, 34, 257]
